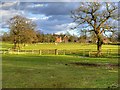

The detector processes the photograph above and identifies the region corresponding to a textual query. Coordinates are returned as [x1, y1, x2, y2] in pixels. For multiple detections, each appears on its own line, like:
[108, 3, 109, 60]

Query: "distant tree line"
[1, 29, 119, 44]
[0, 15, 119, 50]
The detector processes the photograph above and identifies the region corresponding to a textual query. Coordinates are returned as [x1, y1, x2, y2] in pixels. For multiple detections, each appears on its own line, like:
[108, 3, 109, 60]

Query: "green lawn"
[1, 42, 118, 57]
[1, 42, 119, 88]
[0, 42, 13, 50]
[2, 54, 118, 88]
[0, 42, 118, 50]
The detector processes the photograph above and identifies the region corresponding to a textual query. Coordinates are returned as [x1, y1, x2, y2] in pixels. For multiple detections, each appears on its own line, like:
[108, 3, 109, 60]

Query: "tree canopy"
[71, 2, 118, 56]
[8, 15, 38, 49]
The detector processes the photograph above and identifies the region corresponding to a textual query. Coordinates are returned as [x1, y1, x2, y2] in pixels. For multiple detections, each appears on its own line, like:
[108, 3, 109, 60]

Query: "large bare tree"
[8, 15, 38, 49]
[71, 2, 118, 56]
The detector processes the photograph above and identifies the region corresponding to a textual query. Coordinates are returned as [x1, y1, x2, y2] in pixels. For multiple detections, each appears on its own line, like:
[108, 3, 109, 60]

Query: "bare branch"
[97, 3, 117, 29]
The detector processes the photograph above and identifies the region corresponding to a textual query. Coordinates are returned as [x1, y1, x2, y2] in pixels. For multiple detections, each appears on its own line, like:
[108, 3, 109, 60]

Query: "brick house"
[55, 36, 62, 43]
[63, 36, 68, 43]
[103, 38, 111, 44]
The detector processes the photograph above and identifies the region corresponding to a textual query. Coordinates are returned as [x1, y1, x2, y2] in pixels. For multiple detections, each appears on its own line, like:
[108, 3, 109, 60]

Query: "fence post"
[109, 49, 111, 55]
[107, 49, 111, 56]
[55, 49, 58, 55]
[32, 50, 34, 54]
[39, 50, 41, 55]
[48, 50, 49, 54]
[24, 50, 26, 54]
[83, 49, 85, 56]
[88, 49, 91, 57]
[3, 50, 4, 54]
[63, 50, 65, 55]
[8, 49, 11, 54]
[89, 51, 91, 57]
[17, 49, 19, 54]
[107, 49, 109, 56]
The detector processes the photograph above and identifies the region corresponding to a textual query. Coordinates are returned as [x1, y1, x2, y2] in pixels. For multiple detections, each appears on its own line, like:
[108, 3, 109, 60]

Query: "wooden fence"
[0, 49, 119, 57]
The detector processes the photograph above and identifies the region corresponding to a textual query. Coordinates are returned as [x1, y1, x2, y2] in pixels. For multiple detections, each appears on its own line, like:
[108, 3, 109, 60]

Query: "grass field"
[2, 54, 118, 88]
[0, 42, 118, 50]
[1, 42, 118, 57]
[1, 42, 119, 88]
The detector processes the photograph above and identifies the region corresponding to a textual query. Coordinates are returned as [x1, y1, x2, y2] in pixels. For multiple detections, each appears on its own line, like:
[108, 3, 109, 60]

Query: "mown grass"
[2, 54, 118, 88]
[1, 42, 118, 52]
[1, 42, 119, 88]
[0, 42, 13, 50]
[1, 42, 118, 57]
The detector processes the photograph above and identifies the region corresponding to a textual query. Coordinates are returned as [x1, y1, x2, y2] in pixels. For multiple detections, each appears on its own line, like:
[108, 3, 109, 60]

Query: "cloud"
[54, 23, 77, 31]
[54, 23, 76, 33]
[0, 9, 25, 23]
[37, 22, 78, 34]
[0, 2, 80, 35]
[26, 2, 80, 16]
[0, 2, 19, 10]
[5, 2, 79, 15]
[54, 23, 79, 35]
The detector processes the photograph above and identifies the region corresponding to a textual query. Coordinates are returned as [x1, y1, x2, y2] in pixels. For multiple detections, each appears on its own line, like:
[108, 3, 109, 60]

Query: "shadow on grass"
[65, 53, 119, 58]
[69, 62, 119, 67]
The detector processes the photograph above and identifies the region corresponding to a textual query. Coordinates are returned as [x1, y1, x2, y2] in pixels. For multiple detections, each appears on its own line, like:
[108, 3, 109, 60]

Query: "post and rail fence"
[0, 49, 119, 57]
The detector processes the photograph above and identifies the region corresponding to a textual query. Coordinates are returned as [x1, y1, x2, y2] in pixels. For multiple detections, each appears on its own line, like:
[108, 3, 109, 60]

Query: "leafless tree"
[71, 2, 118, 56]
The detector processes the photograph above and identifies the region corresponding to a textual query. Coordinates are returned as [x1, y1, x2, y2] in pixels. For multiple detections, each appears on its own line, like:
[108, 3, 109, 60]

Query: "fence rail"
[0, 49, 119, 57]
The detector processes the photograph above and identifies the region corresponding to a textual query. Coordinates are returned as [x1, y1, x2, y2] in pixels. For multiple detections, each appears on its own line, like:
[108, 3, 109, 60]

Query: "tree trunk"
[17, 35, 20, 50]
[13, 36, 17, 49]
[96, 35, 103, 57]
[23, 43, 26, 47]
[97, 40, 102, 57]
[17, 43, 20, 50]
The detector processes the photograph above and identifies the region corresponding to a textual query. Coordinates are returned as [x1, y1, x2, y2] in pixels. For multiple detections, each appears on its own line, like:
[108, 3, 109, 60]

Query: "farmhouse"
[55, 36, 62, 43]
[63, 36, 69, 43]
[103, 38, 111, 44]
[55, 35, 69, 43]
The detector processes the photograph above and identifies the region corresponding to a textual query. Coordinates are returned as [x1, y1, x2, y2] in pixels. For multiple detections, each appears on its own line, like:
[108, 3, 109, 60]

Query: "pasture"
[2, 54, 118, 88]
[0, 42, 118, 50]
[1, 42, 119, 88]
[1, 42, 118, 57]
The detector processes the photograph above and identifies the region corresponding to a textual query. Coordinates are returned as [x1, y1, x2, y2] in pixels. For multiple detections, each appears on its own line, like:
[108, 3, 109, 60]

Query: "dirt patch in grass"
[69, 62, 119, 67]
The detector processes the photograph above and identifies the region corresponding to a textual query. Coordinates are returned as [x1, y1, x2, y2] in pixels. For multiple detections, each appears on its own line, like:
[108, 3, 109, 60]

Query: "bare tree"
[71, 2, 118, 56]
